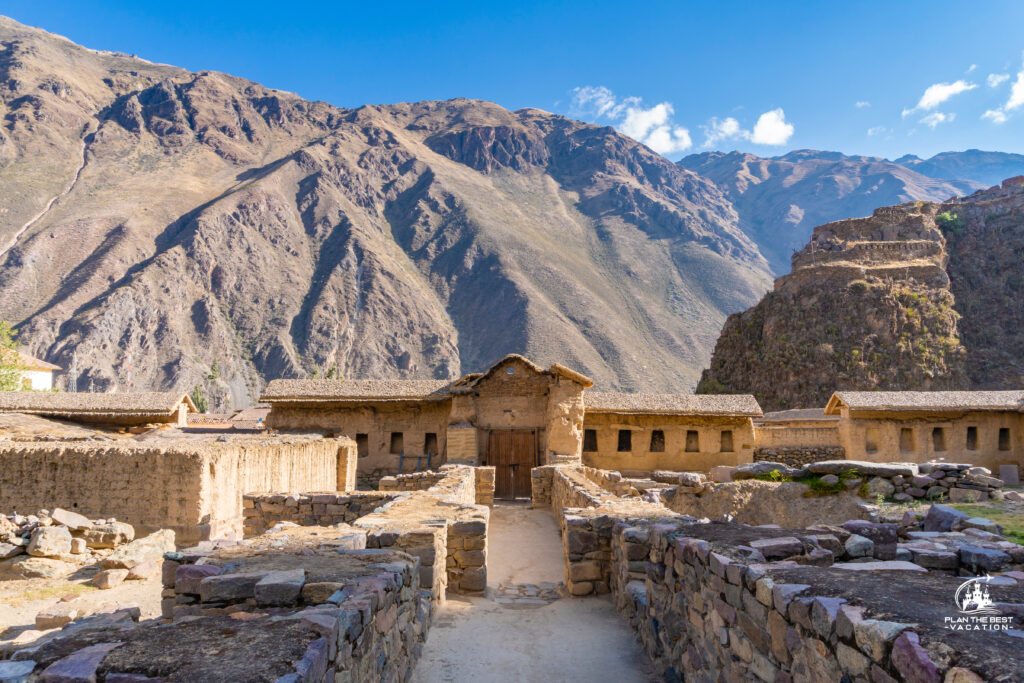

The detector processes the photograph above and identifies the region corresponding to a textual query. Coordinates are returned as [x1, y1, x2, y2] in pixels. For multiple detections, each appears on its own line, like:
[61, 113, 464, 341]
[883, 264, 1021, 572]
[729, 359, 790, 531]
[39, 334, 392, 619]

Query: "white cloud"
[967, 64, 978, 73]
[988, 73, 1010, 88]
[867, 126, 889, 136]
[978, 60, 1024, 123]
[982, 109, 1008, 124]
[570, 86, 692, 154]
[1007, 68, 1024, 110]
[702, 117, 748, 147]
[902, 79, 977, 116]
[855, 101, 871, 108]
[920, 111, 955, 129]
[750, 108, 794, 145]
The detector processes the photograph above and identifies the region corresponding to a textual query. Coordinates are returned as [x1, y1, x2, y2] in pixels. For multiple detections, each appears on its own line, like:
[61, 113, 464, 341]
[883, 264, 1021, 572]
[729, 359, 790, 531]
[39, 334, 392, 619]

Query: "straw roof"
[261, 379, 453, 403]
[16, 351, 60, 371]
[0, 391, 196, 417]
[585, 392, 762, 417]
[825, 390, 1024, 415]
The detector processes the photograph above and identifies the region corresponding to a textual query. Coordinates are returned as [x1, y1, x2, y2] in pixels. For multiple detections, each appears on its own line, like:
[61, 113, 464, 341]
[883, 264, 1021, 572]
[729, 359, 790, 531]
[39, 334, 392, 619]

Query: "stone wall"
[0, 436, 349, 545]
[754, 424, 841, 448]
[242, 492, 395, 537]
[753, 446, 846, 467]
[9, 527, 431, 682]
[610, 519, 1019, 682]
[378, 471, 447, 493]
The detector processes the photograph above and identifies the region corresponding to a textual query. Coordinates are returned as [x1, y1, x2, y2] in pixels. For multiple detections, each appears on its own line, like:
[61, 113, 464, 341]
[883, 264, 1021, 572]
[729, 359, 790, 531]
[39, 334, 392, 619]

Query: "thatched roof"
[825, 390, 1024, 415]
[585, 392, 762, 417]
[757, 408, 837, 424]
[261, 379, 453, 403]
[450, 354, 593, 393]
[0, 391, 196, 417]
[16, 351, 60, 371]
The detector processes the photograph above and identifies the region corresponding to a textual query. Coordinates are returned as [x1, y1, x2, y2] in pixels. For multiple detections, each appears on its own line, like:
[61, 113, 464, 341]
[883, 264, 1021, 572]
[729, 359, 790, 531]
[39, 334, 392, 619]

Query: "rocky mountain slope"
[697, 178, 1024, 410]
[678, 150, 984, 273]
[894, 150, 1024, 188]
[0, 16, 773, 406]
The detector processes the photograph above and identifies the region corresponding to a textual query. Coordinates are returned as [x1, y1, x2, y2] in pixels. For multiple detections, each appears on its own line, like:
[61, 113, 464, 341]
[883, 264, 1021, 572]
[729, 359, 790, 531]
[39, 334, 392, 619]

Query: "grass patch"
[949, 504, 1024, 544]
[0, 582, 96, 606]
[753, 469, 863, 497]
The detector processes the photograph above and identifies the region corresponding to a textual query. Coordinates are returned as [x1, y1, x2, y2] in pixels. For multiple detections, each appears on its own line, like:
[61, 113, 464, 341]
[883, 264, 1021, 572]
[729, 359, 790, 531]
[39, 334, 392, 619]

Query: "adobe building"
[824, 390, 1024, 470]
[0, 390, 196, 427]
[14, 351, 61, 390]
[261, 354, 762, 496]
[580, 392, 760, 473]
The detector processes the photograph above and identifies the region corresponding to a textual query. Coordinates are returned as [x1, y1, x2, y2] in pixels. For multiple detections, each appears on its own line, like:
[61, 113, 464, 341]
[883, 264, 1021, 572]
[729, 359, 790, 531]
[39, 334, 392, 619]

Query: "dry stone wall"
[242, 492, 395, 536]
[611, 519, 1022, 682]
[753, 446, 845, 467]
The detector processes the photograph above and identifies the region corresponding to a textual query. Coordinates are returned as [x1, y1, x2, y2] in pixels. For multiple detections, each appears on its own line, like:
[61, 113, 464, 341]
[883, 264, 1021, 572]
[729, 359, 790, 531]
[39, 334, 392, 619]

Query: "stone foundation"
[754, 446, 846, 467]
[242, 492, 395, 537]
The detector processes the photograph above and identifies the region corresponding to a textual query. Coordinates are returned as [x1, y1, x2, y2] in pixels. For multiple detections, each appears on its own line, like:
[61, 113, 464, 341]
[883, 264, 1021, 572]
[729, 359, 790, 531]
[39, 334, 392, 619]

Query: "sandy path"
[412, 502, 655, 683]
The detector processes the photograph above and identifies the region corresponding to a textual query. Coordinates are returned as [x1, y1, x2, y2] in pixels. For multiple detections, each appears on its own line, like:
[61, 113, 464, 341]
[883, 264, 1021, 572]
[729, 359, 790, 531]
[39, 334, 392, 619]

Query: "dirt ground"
[0, 568, 162, 651]
[412, 502, 656, 683]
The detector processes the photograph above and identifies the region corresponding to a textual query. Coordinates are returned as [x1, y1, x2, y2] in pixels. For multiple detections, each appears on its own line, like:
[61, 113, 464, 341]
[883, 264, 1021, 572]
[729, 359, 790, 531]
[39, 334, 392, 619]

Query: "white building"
[17, 352, 60, 391]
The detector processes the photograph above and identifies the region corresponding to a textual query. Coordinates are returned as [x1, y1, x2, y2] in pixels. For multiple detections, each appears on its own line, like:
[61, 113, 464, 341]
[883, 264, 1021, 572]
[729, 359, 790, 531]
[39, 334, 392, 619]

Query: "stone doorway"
[487, 429, 537, 498]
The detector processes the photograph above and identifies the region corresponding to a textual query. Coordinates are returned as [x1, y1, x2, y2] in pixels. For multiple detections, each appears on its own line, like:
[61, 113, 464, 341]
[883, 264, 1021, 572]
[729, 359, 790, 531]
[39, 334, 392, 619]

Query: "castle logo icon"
[954, 576, 1000, 615]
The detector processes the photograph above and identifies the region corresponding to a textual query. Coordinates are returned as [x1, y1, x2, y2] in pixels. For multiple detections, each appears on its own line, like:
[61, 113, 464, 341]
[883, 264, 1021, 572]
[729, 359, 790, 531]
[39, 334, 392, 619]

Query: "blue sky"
[7, 0, 1024, 159]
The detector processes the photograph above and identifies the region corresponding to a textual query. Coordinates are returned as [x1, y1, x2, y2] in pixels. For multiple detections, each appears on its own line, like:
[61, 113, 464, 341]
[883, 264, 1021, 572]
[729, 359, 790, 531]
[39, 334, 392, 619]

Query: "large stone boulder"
[842, 521, 897, 560]
[732, 462, 805, 480]
[0, 556, 76, 579]
[74, 522, 134, 549]
[50, 508, 93, 531]
[922, 504, 969, 532]
[807, 461, 915, 477]
[27, 526, 72, 558]
[863, 477, 896, 499]
[101, 529, 175, 569]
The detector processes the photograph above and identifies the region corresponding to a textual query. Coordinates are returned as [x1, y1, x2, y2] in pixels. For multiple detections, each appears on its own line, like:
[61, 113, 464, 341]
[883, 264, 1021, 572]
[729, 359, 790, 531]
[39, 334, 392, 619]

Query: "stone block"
[711, 466, 735, 482]
[948, 488, 987, 503]
[0, 660, 35, 683]
[854, 619, 909, 662]
[845, 534, 874, 558]
[301, 582, 345, 604]
[890, 631, 940, 683]
[998, 465, 1019, 486]
[749, 537, 803, 560]
[102, 530, 175, 569]
[37, 643, 122, 682]
[568, 561, 602, 582]
[958, 545, 1010, 572]
[459, 567, 486, 592]
[35, 605, 79, 630]
[0, 542, 25, 560]
[833, 561, 927, 572]
[50, 509, 93, 531]
[454, 550, 485, 567]
[174, 564, 223, 594]
[255, 569, 306, 607]
[922, 504, 968, 532]
[127, 561, 159, 580]
[92, 568, 129, 589]
[27, 526, 72, 558]
[200, 572, 264, 602]
[75, 522, 135, 549]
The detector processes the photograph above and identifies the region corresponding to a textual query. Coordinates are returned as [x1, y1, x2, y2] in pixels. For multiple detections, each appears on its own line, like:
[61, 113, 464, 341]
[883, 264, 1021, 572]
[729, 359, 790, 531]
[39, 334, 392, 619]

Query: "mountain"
[0, 16, 773, 407]
[893, 150, 1024, 189]
[678, 150, 984, 273]
[697, 178, 1024, 411]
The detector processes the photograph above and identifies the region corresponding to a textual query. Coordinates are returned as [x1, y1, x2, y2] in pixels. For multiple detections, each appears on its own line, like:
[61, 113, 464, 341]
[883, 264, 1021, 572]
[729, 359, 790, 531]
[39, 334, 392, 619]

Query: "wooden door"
[488, 429, 536, 498]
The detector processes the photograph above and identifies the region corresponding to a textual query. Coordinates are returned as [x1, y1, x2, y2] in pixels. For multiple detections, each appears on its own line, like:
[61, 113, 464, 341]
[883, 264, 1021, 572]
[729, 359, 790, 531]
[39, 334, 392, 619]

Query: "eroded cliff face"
[0, 18, 772, 406]
[697, 180, 1024, 410]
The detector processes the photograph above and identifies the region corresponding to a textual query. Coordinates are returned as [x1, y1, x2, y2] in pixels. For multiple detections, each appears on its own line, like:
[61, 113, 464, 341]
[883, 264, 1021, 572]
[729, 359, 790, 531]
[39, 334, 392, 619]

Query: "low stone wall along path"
[412, 502, 655, 682]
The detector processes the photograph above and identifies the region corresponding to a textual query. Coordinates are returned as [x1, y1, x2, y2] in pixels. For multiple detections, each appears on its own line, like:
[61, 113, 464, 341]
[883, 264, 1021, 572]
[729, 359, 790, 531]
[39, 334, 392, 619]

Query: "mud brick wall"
[610, 521, 1005, 682]
[754, 446, 846, 467]
[0, 437, 347, 545]
[474, 466, 495, 507]
[242, 492, 395, 536]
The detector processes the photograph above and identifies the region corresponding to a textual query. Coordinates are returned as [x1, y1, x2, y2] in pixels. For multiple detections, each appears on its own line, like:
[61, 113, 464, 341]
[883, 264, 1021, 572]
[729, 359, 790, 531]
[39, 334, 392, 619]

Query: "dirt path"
[412, 502, 655, 683]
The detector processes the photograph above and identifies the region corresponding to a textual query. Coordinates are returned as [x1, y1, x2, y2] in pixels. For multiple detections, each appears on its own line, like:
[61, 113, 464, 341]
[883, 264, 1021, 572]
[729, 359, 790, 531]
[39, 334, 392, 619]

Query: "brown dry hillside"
[697, 179, 1024, 411]
[0, 16, 773, 407]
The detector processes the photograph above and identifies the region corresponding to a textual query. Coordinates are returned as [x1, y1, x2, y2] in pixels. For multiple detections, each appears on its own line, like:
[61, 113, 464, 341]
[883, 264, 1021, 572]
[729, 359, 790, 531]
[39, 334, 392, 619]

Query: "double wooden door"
[487, 429, 537, 499]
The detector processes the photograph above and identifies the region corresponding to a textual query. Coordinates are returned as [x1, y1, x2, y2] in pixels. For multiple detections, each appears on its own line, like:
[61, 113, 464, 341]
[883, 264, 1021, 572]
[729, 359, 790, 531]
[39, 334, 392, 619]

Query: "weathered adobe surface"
[698, 179, 1024, 410]
[0, 18, 775, 405]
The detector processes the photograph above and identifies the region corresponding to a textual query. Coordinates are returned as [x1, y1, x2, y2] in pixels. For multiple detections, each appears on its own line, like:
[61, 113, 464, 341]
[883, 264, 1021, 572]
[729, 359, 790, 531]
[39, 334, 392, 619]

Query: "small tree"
[0, 321, 26, 391]
[325, 364, 339, 379]
[190, 385, 209, 413]
[207, 360, 220, 380]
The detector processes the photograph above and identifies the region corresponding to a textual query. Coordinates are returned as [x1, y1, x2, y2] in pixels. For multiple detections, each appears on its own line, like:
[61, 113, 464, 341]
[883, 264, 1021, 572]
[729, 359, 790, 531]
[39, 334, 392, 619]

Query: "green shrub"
[936, 211, 964, 236]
